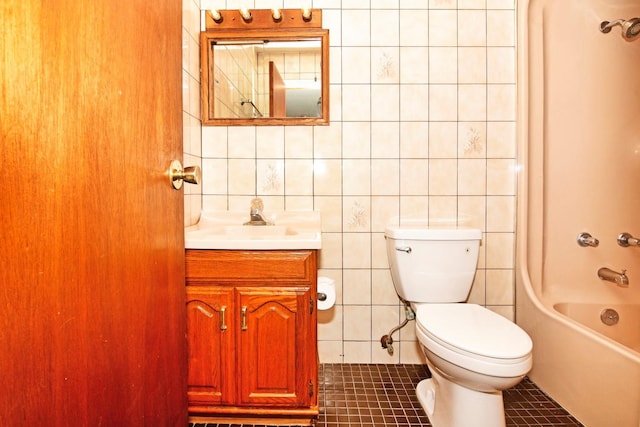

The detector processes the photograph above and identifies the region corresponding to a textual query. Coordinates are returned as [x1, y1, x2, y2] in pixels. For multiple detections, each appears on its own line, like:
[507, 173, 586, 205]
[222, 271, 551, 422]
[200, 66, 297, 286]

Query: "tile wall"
[184, 0, 203, 226]
[197, 0, 517, 364]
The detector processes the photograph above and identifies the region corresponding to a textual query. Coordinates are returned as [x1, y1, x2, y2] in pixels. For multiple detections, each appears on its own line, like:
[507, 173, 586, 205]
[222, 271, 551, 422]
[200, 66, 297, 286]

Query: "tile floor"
[190, 363, 584, 427]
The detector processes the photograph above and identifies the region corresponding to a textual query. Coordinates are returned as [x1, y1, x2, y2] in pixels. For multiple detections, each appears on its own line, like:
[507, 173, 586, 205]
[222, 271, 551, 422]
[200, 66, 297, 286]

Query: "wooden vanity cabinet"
[186, 249, 318, 424]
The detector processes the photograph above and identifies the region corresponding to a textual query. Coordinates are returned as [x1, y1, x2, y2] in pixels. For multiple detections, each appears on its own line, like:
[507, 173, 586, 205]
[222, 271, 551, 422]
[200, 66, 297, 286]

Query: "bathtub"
[516, 0, 640, 426]
[554, 303, 640, 353]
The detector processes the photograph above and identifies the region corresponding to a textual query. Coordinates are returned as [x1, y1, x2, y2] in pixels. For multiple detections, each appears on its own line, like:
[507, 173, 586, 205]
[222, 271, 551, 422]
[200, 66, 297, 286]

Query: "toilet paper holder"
[317, 276, 336, 310]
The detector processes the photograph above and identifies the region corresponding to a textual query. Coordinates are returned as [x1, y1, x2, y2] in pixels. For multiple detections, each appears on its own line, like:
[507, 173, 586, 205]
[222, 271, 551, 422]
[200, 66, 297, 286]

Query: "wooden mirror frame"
[200, 9, 329, 126]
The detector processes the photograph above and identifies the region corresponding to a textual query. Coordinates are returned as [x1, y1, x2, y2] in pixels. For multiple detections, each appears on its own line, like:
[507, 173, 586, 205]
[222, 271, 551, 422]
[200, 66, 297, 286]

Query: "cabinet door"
[237, 287, 312, 407]
[187, 287, 235, 406]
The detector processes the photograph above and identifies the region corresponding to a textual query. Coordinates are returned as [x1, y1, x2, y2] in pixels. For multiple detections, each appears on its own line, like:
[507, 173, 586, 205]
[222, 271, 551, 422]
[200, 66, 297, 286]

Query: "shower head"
[600, 18, 640, 40]
[622, 18, 640, 39]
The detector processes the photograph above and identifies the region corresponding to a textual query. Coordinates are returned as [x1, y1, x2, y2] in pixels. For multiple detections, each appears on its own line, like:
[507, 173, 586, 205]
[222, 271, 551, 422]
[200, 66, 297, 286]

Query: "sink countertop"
[185, 211, 322, 250]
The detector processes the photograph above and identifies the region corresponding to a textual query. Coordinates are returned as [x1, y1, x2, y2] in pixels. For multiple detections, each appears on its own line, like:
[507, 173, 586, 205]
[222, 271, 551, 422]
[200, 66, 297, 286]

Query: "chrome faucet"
[597, 267, 629, 287]
[617, 232, 640, 247]
[244, 197, 272, 225]
[577, 232, 599, 247]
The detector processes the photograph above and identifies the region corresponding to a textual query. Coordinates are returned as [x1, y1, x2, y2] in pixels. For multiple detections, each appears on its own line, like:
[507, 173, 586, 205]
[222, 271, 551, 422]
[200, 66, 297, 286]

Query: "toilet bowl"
[384, 225, 533, 427]
[414, 303, 532, 427]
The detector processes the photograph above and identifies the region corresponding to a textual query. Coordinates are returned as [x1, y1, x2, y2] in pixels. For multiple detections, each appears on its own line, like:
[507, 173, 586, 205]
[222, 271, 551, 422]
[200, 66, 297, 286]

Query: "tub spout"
[597, 267, 629, 287]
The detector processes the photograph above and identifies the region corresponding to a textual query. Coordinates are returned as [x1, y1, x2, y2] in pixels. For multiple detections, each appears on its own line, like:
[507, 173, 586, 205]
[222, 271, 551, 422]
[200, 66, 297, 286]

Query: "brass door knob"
[168, 159, 201, 190]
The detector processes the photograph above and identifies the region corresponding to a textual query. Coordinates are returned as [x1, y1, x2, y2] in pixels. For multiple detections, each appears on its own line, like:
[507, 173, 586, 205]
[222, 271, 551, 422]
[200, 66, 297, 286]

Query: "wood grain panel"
[186, 250, 316, 282]
[0, 0, 186, 424]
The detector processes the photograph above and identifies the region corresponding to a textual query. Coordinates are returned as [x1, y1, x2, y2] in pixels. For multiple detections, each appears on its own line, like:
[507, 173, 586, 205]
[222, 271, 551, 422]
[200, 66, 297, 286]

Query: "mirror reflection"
[212, 40, 322, 120]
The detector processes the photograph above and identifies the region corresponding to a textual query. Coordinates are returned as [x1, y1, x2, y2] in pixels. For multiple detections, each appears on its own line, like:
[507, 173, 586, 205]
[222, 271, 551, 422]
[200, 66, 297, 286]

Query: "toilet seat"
[415, 304, 533, 377]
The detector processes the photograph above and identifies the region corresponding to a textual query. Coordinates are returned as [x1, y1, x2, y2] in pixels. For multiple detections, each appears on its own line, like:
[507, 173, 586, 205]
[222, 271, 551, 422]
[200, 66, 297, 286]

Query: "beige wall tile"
[371, 196, 400, 232]
[429, 122, 458, 158]
[488, 47, 515, 84]
[343, 305, 372, 341]
[318, 306, 343, 341]
[371, 85, 400, 121]
[343, 233, 372, 269]
[429, 85, 458, 121]
[429, 10, 457, 46]
[317, 341, 344, 363]
[372, 269, 399, 304]
[486, 269, 514, 305]
[342, 122, 371, 158]
[399, 10, 429, 46]
[343, 341, 371, 363]
[400, 84, 429, 121]
[487, 10, 515, 46]
[400, 122, 429, 158]
[458, 47, 487, 84]
[429, 159, 457, 195]
[371, 122, 400, 158]
[319, 233, 343, 269]
[342, 10, 371, 46]
[314, 159, 343, 195]
[285, 126, 314, 158]
[458, 10, 487, 46]
[372, 159, 400, 195]
[429, 47, 458, 84]
[314, 123, 343, 158]
[371, 10, 400, 46]
[342, 47, 371, 83]
[459, 85, 487, 121]
[343, 159, 371, 195]
[487, 158, 516, 195]
[399, 341, 427, 364]
[401, 159, 429, 195]
[485, 232, 515, 269]
[315, 196, 343, 232]
[343, 269, 372, 304]
[342, 84, 371, 121]
[458, 159, 487, 195]
[488, 84, 516, 120]
[400, 47, 429, 84]
[372, 47, 400, 84]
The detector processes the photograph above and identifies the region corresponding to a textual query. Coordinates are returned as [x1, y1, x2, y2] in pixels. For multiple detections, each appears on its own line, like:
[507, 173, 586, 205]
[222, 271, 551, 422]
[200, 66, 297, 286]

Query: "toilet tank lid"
[385, 226, 481, 241]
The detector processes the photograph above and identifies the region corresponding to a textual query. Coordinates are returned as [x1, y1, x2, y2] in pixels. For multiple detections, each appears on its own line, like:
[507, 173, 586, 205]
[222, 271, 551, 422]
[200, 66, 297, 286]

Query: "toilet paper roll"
[317, 277, 336, 310]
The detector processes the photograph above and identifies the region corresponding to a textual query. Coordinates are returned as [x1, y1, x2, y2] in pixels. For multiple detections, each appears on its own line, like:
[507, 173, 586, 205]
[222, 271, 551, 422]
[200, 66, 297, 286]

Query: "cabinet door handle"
[241, 306, 248, 331]
[220, 305, 227, 331]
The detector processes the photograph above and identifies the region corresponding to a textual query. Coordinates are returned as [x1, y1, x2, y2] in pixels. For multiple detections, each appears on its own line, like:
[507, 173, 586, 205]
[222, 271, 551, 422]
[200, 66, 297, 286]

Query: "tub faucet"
[577, 232, 599, 247]
[617, 232, 640, 247]
[244, 197, 272, 225]
[597, 267, 629, 287]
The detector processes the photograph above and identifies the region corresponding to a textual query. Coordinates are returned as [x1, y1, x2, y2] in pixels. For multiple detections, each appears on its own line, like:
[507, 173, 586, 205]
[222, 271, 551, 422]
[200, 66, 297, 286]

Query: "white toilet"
[385, 225, 533, 427]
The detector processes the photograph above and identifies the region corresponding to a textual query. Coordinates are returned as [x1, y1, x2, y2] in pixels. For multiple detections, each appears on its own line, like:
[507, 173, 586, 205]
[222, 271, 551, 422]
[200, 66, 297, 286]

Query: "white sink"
[185, 211, 321, 250]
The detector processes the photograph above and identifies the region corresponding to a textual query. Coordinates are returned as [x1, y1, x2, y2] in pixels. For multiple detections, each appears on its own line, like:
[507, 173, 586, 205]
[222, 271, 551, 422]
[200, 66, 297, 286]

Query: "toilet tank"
[385, 227, 482, 303]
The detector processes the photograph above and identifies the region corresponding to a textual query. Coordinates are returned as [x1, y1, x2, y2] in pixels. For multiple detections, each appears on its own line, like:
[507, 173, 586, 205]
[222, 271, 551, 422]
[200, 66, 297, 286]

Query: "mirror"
[200, 9, 329, 126]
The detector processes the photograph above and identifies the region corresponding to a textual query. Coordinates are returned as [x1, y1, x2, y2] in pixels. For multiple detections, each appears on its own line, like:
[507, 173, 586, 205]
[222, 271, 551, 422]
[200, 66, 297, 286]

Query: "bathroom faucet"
[617, 232, 640, 247]
[577, 232, 599, 247]
[244, 197, 272, 225]
[597, 267, 629, 287]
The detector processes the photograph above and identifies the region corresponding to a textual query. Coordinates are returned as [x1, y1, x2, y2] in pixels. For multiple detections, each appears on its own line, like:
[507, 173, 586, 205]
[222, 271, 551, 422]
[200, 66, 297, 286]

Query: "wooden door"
[187, 286, 235, 407]
[0, 0, 187, 425]
[238, 288, 311, 407]
[269, 61, 287, 117]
